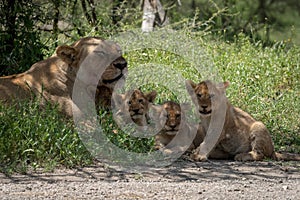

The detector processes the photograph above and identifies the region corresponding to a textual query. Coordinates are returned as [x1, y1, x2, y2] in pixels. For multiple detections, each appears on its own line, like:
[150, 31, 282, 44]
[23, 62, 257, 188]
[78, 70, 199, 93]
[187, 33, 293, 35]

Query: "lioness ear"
[56, 45, 78, 65]
[145, 91, 157, 103]
[185, 80, 197, 96]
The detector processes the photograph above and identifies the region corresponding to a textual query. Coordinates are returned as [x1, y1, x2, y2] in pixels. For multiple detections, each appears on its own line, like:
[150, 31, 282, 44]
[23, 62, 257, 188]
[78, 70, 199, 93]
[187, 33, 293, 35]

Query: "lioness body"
[0, 37, 127, 117]
[187, 80, 300, 161]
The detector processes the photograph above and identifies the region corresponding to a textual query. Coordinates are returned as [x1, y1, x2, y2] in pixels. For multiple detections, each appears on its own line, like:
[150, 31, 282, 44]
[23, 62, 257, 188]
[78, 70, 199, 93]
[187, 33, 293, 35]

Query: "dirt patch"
[0, 160, 299, 199]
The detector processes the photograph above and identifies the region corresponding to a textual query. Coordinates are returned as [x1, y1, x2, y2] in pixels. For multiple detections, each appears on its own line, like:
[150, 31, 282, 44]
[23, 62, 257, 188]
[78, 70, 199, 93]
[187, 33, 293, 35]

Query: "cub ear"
[112, 92, 126, 108]
[145, 91, 157, 103]
[180, 102, 191, 111]
[148, 104, 163, 119]
[185, 80, 197, 96]
[56, 45, 78, 65]
[223, 81, 230, 89]
[217, 81, 230, 89]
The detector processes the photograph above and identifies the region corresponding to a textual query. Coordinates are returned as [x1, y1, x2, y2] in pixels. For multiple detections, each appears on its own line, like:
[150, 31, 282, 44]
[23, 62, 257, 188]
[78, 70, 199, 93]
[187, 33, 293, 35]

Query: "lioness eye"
[197, 94, 202, 98]
[138, 99, 144, 103]
[95, 50, 105, 56]
[128, 100, 132, 105]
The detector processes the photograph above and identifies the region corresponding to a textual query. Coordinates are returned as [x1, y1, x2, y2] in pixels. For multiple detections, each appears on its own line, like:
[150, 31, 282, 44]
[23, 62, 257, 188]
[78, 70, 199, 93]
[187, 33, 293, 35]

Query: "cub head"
[150, 101, 190, 136]
[161, 101, 182, 135]
[113, 89, 157, 126]
[56, 37, 128, 90]
[186, 80, 229, 117]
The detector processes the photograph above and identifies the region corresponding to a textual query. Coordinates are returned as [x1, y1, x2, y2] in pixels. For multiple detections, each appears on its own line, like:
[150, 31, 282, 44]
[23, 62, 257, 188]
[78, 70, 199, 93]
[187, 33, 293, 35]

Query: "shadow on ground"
[1, 160, 299, 184]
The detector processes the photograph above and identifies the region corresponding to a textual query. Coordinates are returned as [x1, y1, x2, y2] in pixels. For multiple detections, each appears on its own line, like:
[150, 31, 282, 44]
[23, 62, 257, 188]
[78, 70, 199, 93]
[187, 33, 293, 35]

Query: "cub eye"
[128, 100, 132, 105]
[175, 114, 181, 119]
[197, 94, 202, 98]
[138, 99, 144, 103]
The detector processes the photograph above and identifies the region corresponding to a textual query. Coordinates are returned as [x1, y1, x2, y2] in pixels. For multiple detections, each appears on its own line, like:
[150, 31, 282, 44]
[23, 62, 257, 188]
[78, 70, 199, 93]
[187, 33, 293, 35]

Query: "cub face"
[186, 80, 229, 117]
[160, 101, 182, 135]
[113, 89, 157, 126]
[153, 101, 201, 154]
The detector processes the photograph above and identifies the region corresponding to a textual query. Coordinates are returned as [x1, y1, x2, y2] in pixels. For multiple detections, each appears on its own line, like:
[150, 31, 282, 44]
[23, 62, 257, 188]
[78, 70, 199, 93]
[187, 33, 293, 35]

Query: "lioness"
[0, 37, 127, 117]
[186, 80, 300, 161]
[153, 101, 204, 155]
[113, 89, 157, 126]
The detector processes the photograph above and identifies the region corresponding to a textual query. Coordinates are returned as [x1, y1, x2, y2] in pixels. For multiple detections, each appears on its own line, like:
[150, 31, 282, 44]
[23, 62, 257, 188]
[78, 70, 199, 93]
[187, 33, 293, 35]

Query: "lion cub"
[152, 101, 204, 155]
[186, 80, 300, 161]
[113, 89, 157, 126]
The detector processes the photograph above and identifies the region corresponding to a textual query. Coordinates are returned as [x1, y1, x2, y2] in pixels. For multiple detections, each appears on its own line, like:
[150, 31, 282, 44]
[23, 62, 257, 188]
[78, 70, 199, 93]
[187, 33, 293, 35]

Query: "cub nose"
[169, 124, 177, 129]
[201, 105, 208, 109]
[132, 109, 140, 114]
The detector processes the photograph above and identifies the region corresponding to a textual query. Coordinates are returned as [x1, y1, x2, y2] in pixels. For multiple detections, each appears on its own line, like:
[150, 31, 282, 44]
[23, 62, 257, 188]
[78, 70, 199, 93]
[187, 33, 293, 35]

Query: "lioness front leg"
[234, 122, 275, 161]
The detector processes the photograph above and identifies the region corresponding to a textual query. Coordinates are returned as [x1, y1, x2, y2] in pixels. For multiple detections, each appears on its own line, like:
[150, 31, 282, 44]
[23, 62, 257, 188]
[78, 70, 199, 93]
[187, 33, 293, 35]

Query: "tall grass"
[0, 101, 92, 173]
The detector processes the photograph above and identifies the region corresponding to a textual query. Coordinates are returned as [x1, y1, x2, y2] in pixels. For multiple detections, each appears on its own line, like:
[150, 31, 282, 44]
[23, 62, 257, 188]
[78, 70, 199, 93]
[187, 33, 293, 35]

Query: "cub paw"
[234, 153, 251, 162]
[190, 153, 208, 162]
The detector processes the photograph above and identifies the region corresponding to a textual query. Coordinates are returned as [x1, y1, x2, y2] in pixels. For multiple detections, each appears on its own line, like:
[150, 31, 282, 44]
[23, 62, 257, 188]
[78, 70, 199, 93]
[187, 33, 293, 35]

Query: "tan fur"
[0, 37, 127, 117]
[113, 89, 157, 126]
[186, 80, 300, 161]
[95, 85, 113, 110]
[153, 101, 204, 155]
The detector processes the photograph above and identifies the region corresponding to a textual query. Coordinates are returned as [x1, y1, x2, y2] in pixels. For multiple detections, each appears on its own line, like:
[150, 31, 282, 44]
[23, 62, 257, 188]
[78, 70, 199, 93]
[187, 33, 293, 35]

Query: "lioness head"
[186, 80, 229, 117]
[113, 89, 157, 126]
[56, 37, 127, 91]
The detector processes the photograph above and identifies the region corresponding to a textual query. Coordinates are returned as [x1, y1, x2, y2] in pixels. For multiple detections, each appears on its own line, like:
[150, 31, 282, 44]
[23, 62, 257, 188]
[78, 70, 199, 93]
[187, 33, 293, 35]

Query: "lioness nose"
[201, 105, 208, 109]
[114, 59, 127, 70]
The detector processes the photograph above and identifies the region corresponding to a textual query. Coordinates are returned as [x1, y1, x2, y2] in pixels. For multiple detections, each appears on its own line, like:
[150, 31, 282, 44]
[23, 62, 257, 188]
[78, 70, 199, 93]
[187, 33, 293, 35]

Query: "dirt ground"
[0, 160, 299, 200]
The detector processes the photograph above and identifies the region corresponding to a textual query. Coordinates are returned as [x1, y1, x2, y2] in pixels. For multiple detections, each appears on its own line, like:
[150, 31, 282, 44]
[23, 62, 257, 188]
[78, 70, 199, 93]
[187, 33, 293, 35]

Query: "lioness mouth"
[102, 73, 124, 84]
[199, 110, 212, 115]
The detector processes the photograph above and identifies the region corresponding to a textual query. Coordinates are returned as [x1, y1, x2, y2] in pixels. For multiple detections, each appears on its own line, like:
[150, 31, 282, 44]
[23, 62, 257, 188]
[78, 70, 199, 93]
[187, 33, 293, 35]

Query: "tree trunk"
[141, 0, 156, 32]
[155, 0, 169, 27]
[141, 0, 169, 32]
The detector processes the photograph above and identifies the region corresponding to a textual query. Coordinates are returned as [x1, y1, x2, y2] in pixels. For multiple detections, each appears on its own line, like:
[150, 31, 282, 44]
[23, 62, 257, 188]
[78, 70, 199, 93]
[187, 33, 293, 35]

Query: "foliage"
[0, 101, 92, 174]
[1, 0, 300, 75]
[98, 109, 155, 153]
[0, 0, 46, 75]
[0, 1, 299, 172]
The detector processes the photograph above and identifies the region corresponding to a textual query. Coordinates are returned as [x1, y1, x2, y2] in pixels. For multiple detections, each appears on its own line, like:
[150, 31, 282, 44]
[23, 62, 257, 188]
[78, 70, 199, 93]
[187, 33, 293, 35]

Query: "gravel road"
[0, 160, 299, 199]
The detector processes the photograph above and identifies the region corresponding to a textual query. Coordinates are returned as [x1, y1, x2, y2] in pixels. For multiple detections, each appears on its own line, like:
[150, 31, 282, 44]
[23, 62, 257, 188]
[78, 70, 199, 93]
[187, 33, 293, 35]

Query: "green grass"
[0, 101, 93, 174]
[0, 31, 299, 173]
